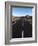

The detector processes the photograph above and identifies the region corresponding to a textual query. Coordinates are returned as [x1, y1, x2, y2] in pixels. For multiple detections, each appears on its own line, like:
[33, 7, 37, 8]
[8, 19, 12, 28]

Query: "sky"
[12, 7, 32, 17]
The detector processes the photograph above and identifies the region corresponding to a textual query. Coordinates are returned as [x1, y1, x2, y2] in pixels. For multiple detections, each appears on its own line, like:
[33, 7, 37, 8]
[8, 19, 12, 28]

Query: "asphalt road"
[12, 18, 32, 38]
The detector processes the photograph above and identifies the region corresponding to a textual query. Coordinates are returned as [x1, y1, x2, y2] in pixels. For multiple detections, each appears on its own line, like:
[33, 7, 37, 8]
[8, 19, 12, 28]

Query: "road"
[12, 18, 32, 38]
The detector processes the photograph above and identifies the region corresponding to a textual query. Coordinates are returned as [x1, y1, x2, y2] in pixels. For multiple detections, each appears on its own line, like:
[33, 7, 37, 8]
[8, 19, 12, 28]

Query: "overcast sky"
[12, 7, 32, 17]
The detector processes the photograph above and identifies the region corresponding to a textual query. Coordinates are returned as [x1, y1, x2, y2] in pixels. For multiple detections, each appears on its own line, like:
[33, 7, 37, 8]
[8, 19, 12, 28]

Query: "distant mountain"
[12, 15, 32, 23]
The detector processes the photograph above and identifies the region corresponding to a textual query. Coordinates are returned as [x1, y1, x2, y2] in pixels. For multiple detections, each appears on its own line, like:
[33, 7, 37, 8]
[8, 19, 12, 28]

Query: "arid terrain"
[12, 15, 32, 24]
